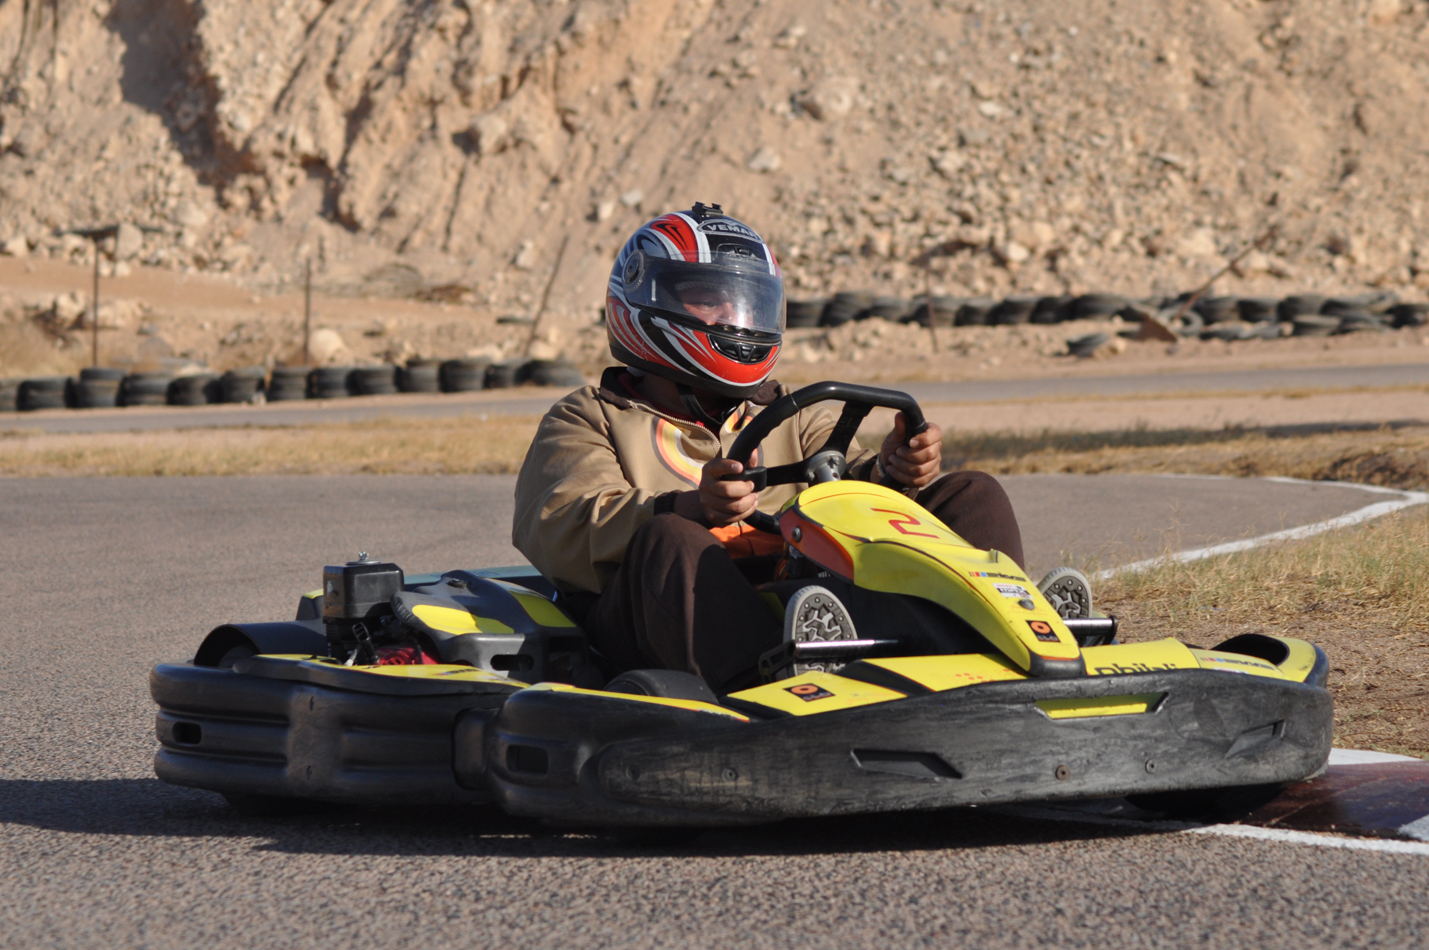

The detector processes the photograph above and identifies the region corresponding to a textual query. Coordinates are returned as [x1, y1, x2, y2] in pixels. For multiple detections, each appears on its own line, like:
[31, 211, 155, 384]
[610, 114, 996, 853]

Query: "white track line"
[999, 805, 1429, 856]
[1094, 476, 1429, 581]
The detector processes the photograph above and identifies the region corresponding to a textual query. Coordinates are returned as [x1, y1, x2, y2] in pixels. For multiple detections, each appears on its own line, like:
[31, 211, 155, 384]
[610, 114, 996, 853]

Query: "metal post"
[91, 238, 101, 368]
[303, 259, 312, 366]
[523, 234, 571, 358]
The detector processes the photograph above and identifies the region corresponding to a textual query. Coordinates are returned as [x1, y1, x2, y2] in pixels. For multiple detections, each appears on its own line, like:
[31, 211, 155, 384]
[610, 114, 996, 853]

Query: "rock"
[307, 327, 350, 364]
[930, 151, 965, 179]
[52, 291, 88, 324]
[2, 235, 29, 258]
[799, 77, 859, 121]
[114, 222, 143, 261]
[976, 101, 1008, 118]
[594, 200, 616, 222]
[958, 127, 993, 147]
[620, 189, 644, 209]
[747, 147, 781, 173]
[512, 240, 538, 270]
[470, 112, 510, 156]
[1368, 0, 1404, 24]
[995, 240, 1031, 266]
[773, 24, 806, 49]
[528, 340, 561, 360]
[1176, 228, 1219, 259]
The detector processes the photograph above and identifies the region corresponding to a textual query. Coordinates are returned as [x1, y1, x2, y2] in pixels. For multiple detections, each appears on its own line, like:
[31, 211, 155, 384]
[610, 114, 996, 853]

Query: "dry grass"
[0, 414, 542, 476]
[940, 424, 1429, 490]
[1099, 508, 1429, 758]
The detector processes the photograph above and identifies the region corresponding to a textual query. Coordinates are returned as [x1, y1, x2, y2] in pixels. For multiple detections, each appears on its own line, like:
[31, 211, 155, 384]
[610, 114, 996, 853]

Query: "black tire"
[1071, 293, 1126, 319]
[866, 296, 911, 322]
[350, 365, 398, 396]
[1030, 295, 1073, 324]
[1337, 313, 1390, 334]
[1389, 303, 1429, 328]
[483, 360, 528, 389]
[220, 370, 265, 404]
[310, 366, 353, 399]
[79, 366, 127, 382]
[217, 644, 256, 670]
[1194, 295, 1240, 324]
[401, 360, 441, 393]
[74, 378, 120, 408]
[440, 358, 490, 392]
[956, 297, 996, 326]
[122, 373, 174, 406]
[266, 366, 311, 402]
[1292, 315, 1340, 337]
[604, 669, 720, 704]
[168, 373, 220, 406]
[1278, 294, 1324, 321]
[821, 291, 872, 327]
[19, 377, 70, 410]
[526, 359, 585, 388]
[1236, 297, 1280, 323]
[785, 298, 826, 328]
[1066, 332, 1110, 357]
[1127, 783, 1284, 821]
[991, 296, 1037, 325]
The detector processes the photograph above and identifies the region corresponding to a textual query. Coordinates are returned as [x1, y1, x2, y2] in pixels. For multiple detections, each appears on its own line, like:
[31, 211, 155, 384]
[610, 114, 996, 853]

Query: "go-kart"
[150, 382, 1332, 827]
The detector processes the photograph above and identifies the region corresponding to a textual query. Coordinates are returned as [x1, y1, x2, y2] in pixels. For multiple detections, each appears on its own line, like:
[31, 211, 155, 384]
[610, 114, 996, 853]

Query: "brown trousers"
[581, 471, 1025, 692]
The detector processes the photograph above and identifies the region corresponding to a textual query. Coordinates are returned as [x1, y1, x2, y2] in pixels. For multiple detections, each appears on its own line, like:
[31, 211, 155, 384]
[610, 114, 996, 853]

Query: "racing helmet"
[606, 202, 785, 399]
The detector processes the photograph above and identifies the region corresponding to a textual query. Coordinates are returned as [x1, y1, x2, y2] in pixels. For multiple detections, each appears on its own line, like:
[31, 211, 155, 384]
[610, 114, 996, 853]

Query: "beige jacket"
[512, 368, 876, 594]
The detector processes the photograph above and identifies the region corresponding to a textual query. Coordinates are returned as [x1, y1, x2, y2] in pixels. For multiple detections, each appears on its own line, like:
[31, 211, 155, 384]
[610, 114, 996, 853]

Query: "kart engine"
[322, 554, 408, 664]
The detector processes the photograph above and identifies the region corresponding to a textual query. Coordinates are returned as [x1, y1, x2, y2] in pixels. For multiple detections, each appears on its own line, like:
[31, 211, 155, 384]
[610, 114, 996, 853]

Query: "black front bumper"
[485, 670, 1332, 826]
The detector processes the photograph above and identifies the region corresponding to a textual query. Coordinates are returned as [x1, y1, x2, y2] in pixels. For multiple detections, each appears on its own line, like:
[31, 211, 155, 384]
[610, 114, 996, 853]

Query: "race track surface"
[1, 475, 1425, 949]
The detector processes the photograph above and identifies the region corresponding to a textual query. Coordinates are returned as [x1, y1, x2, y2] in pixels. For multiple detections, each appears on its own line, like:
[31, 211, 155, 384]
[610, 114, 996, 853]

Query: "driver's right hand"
[674, 457, 758, 526]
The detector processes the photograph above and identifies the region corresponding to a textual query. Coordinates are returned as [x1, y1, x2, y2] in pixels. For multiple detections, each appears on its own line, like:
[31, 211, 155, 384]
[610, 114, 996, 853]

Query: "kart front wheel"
[604, 670, 719, 704]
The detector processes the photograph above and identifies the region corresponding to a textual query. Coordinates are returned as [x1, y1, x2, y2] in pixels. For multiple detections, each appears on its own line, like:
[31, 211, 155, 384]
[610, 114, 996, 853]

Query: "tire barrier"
[266, 366, 310, 402]
[310, 366, 353, 399]
[220, 367, 266, 404]
[18, 376, 67, 411]
[350, 365, 398, 396]
[781, 288, 1429, 350]
[400, 359, 441, 393]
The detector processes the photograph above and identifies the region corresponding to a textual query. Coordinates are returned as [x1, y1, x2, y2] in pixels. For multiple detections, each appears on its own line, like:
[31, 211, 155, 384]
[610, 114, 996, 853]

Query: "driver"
[512, 203, 1083, 692]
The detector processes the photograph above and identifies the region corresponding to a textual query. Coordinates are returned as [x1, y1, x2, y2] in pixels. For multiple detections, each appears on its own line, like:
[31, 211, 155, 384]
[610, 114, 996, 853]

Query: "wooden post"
[303, 259, 312, 366]
[524, 234, 571, 358]
[91, 238, 101, 368]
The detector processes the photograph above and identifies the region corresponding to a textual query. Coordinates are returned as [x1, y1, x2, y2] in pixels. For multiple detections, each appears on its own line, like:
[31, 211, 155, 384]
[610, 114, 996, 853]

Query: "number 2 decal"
[869, 508, 941, 538]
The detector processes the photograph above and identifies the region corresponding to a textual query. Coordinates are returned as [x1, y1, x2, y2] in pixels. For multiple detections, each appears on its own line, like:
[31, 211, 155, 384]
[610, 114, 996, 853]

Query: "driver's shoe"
[784, 585, 859, 675]
[1037, 567, 1093, 620]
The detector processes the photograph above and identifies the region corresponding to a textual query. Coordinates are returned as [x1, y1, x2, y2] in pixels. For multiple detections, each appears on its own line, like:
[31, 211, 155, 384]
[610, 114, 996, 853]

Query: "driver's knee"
[627, 512, 723, 568]
[918, 471, 1025, 567]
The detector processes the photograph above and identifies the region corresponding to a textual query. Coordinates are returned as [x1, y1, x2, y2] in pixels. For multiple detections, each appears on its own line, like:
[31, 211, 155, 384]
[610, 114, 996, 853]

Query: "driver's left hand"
[879, 412, 943, 489]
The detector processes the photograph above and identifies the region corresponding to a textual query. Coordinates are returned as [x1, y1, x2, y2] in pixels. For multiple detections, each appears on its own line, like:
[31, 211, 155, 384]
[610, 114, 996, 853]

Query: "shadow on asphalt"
[0, 778, 1169, 857]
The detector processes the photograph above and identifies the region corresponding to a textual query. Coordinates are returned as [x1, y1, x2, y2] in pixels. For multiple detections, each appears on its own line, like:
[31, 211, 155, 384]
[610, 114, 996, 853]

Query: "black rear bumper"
[151, 662, 510, 805]
[486, 669, 1332, 826]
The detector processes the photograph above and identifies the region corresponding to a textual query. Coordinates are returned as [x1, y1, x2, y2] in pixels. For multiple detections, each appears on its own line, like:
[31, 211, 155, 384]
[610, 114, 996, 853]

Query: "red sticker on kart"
[786, 683, 835, 701]
[1027, 620, 1060, 642]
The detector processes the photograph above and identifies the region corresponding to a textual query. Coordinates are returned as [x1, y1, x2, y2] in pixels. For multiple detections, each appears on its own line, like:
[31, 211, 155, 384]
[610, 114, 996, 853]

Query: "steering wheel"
[722, 381, 928, 534]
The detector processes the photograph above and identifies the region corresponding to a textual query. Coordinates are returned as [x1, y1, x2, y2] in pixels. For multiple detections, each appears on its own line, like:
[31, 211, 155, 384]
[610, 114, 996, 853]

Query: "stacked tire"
[19, 376, 69, 411]
[220, 366, 266, 404]
[170, 373, 220, 406]
[266, 366, 310, 402]
[310, 366, 352, 399]
[350, 365, 398, 396]
[400, 359, 441, 393]
[440, 358, 489, 393]
[526, 359, 584, 388]
[75, 367, 125, 408]
[121, 373, 173, 407]
[483, 360, 528, 389]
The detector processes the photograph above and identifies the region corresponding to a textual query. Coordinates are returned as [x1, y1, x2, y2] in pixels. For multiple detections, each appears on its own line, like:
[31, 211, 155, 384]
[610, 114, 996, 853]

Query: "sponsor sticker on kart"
[1027, 620, 1060, 642]
[969, 571, 1028, 582]
[994, 583, 1032, 600]
[785, 683, 835, 701]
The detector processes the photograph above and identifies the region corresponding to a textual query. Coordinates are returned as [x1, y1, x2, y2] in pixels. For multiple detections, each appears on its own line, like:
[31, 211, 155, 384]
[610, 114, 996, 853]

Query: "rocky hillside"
[3, 0, 1429, 324]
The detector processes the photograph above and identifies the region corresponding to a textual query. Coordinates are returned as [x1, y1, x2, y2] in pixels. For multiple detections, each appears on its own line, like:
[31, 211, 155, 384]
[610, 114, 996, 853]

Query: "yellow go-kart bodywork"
[152, 478, 1331, 827]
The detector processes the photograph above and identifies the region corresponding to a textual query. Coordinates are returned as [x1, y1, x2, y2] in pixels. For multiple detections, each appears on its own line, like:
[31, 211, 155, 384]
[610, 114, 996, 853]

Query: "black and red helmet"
[606, 203, 785, 399]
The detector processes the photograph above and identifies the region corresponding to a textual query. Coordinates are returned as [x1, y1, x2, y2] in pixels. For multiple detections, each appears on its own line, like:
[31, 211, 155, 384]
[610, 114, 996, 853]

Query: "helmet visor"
[627, 256, 785, 334]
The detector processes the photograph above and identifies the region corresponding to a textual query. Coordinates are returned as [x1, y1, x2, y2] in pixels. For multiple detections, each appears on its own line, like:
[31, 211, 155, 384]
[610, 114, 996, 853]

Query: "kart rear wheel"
[604, 670, 719, 704]
[216, 645, 256, 670]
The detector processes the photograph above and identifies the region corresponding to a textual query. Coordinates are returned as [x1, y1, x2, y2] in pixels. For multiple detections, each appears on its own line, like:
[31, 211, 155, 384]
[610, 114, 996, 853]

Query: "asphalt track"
[2, 474, 1427, 949]
[8, 361, 1429, 433]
